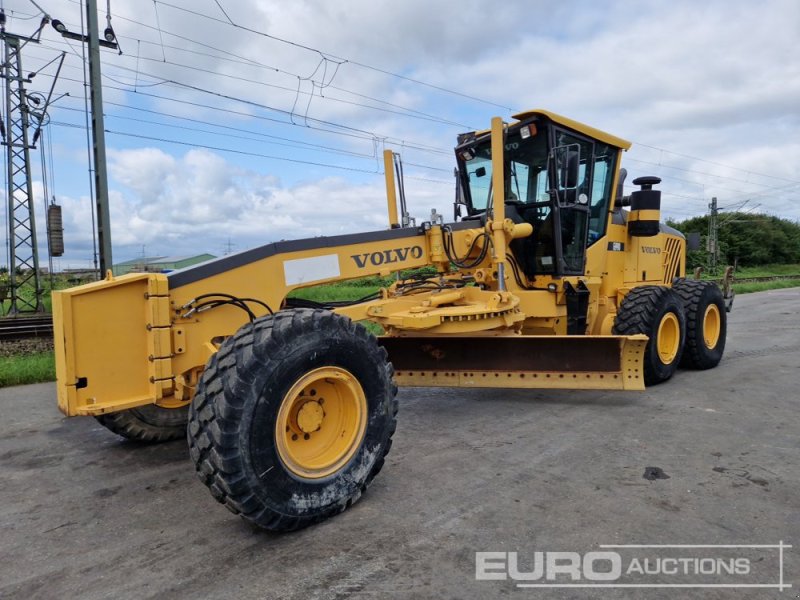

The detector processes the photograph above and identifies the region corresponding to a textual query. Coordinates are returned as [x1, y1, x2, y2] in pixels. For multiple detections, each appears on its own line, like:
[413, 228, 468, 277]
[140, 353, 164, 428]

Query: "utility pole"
[85, 0, 112, 275]
[51, 0, 118, 276]
[707, 196, 719, 275]
[1, 13, 47, 313]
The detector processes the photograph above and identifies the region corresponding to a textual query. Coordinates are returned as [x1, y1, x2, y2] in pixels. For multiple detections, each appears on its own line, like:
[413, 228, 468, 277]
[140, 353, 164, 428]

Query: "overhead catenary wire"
[30, 62, 454, 157]
[32, 59, 792, 205]
[10, 3, 793, 230]
[15, 4, 799, 202]
[53, 5, 480, 129]
[630, 140, 800, 186]
[147, 0, 515, 112]
[47, 118, 454, 186]
[28, 38, 459, 154]
[31, 7, 800, 207]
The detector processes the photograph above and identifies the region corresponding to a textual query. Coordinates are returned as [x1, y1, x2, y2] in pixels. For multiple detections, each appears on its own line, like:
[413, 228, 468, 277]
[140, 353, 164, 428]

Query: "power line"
[55, 100, 378, 158]
[49, 119, 454, 185]
[630, 140, 800, 186]
[60, 0, 511, 116]
[37, 55, 798, 201]
[33, 65, 800, 211]
[128, 53, 472, 128]
[35, 6, 800, 200]
[151, 0, 515, 111]
[17, 7, 798, 215]
[624, 156, 796, 194]
[28, 45, 458, 156]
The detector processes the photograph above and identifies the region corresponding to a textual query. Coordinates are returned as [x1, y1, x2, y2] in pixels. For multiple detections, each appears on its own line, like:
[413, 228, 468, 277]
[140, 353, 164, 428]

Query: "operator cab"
[454, 111, 626, 279]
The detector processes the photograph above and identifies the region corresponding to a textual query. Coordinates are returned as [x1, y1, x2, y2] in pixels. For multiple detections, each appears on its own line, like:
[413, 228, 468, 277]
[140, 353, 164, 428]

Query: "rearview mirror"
[556, 146, 580, 189]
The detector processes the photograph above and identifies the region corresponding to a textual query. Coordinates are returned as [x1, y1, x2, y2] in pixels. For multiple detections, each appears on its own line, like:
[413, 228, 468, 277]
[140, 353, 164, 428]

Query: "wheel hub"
[275, 367, 368, 479]
[656, 312, 680, 364]
[703, 304, 721, 349]
[297, 400, 324, 433]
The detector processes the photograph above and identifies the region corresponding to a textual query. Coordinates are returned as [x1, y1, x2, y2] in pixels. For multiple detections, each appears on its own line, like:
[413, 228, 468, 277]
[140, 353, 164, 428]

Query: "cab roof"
[512, 109, 632, 150]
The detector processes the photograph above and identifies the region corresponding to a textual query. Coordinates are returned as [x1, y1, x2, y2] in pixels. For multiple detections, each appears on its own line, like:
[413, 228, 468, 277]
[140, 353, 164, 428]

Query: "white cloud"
[102, 147, 408, 260]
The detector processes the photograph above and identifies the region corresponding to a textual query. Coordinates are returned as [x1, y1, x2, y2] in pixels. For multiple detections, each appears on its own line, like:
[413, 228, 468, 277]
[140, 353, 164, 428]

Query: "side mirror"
[551, 144, 581, 206]
[558, 148, 580, 189]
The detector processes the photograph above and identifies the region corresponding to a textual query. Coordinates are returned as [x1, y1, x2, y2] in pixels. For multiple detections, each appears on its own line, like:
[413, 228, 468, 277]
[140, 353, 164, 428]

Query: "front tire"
[188, 309, 397, 531]
[613, 286, 686, 386]
[672, 279, 727, 369]
[95, 404, 188, 442]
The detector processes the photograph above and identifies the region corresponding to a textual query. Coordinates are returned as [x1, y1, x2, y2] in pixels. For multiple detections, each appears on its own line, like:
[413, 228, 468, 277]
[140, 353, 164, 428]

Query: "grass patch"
[288, 284, 382, 303]
[732, 264, 800, 278]
[699, 263, 800, 280]
[288, 284, 385, 336]
[732, 279, 800, 294]
[0, 351, 55, 387]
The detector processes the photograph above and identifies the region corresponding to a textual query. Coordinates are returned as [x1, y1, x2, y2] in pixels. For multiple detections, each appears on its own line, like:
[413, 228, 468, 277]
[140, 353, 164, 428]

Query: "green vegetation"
[0, 273, 84, 316]
[724, 263, 800, 278]
[732, 279, 800, 294]
[289, 283, 382, 303]
[667, 213, 800, 269]
[0, 352, 55, 387]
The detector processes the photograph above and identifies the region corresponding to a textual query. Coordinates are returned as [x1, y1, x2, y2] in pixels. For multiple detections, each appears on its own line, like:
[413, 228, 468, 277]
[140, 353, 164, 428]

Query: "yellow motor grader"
[52, 110, 727, 530]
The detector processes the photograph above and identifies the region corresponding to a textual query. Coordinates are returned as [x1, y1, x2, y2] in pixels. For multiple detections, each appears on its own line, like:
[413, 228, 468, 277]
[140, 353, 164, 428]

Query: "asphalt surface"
[0, 288, 797, 599]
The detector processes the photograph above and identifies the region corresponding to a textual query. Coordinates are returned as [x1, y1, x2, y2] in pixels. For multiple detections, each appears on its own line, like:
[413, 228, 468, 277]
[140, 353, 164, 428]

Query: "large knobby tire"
[188, 309, 397, 532]
[613, 286, 686, 386]
[95, 404, 188, 442]
[672, 279, 727, 369]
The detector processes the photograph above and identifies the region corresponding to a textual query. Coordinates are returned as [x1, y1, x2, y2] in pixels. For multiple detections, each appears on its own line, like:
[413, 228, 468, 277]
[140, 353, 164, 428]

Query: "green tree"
[669, 213, 800, 267]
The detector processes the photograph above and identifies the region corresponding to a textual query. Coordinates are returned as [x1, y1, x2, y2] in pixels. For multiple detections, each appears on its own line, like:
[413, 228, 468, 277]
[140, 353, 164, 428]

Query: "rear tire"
[672, 279, 727, 369]
[613, 286, 686, 385]
[188, 308, 397, 532]
[95, 404, 188, 442]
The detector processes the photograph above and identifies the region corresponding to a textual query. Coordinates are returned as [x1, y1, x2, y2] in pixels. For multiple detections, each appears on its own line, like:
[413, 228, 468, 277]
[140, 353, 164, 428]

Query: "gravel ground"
[0, 337, 53, 357]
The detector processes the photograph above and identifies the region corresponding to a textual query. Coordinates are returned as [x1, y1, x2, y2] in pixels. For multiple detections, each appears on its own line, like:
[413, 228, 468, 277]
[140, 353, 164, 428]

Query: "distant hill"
[666, 213, 800, 267]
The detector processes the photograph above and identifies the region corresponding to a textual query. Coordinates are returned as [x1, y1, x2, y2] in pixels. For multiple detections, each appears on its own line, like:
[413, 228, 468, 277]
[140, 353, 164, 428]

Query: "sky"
[1, 0, 799, 271]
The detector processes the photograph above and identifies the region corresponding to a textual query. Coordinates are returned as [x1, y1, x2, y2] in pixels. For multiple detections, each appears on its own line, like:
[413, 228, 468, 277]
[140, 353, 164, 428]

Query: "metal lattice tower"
[2, 33, 43, 313]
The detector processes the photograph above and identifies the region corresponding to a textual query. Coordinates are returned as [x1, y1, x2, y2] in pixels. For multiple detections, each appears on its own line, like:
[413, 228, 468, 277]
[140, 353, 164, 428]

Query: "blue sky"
[1, 0, 799, 270]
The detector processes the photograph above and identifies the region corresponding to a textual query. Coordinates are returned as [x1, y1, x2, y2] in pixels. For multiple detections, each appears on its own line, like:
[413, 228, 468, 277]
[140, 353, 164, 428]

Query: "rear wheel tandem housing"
[187, 308, 397, 532]
[95, 404, 188, 442]
[613, 286, 686, 386]
[672, 279, 727, 369]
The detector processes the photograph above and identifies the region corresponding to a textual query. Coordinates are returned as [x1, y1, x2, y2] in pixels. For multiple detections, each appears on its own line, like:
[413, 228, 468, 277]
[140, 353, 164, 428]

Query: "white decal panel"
[283, 254, 340, 286]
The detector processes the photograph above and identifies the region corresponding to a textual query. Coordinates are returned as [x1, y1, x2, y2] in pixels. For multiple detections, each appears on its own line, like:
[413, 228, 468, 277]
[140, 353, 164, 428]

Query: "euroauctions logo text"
[476, 542, 791, 590]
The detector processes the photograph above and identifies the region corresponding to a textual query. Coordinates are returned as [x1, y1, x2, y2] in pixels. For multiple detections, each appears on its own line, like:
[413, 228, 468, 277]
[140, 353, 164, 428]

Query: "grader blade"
[379, 335, 648, 391]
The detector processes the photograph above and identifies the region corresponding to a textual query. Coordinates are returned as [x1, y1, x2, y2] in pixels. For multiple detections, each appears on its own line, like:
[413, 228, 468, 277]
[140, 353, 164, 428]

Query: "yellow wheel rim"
[656, 312, 680, 364]
[275, 366, 367, 479]
[703, 304, 721, 349]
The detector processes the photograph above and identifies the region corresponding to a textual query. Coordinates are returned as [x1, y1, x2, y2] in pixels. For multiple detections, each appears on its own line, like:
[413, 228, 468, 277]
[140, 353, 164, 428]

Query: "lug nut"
[304, 433, 310, 440]
[291, 434, 298, 441]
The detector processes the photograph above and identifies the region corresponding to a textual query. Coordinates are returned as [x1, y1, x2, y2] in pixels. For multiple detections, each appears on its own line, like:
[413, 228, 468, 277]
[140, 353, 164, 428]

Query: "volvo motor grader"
[53, 110, 727, 531]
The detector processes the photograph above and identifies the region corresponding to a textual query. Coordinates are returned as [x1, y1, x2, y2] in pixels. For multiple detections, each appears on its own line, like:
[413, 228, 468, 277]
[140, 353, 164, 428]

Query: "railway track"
[0, 315, 54, 341]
